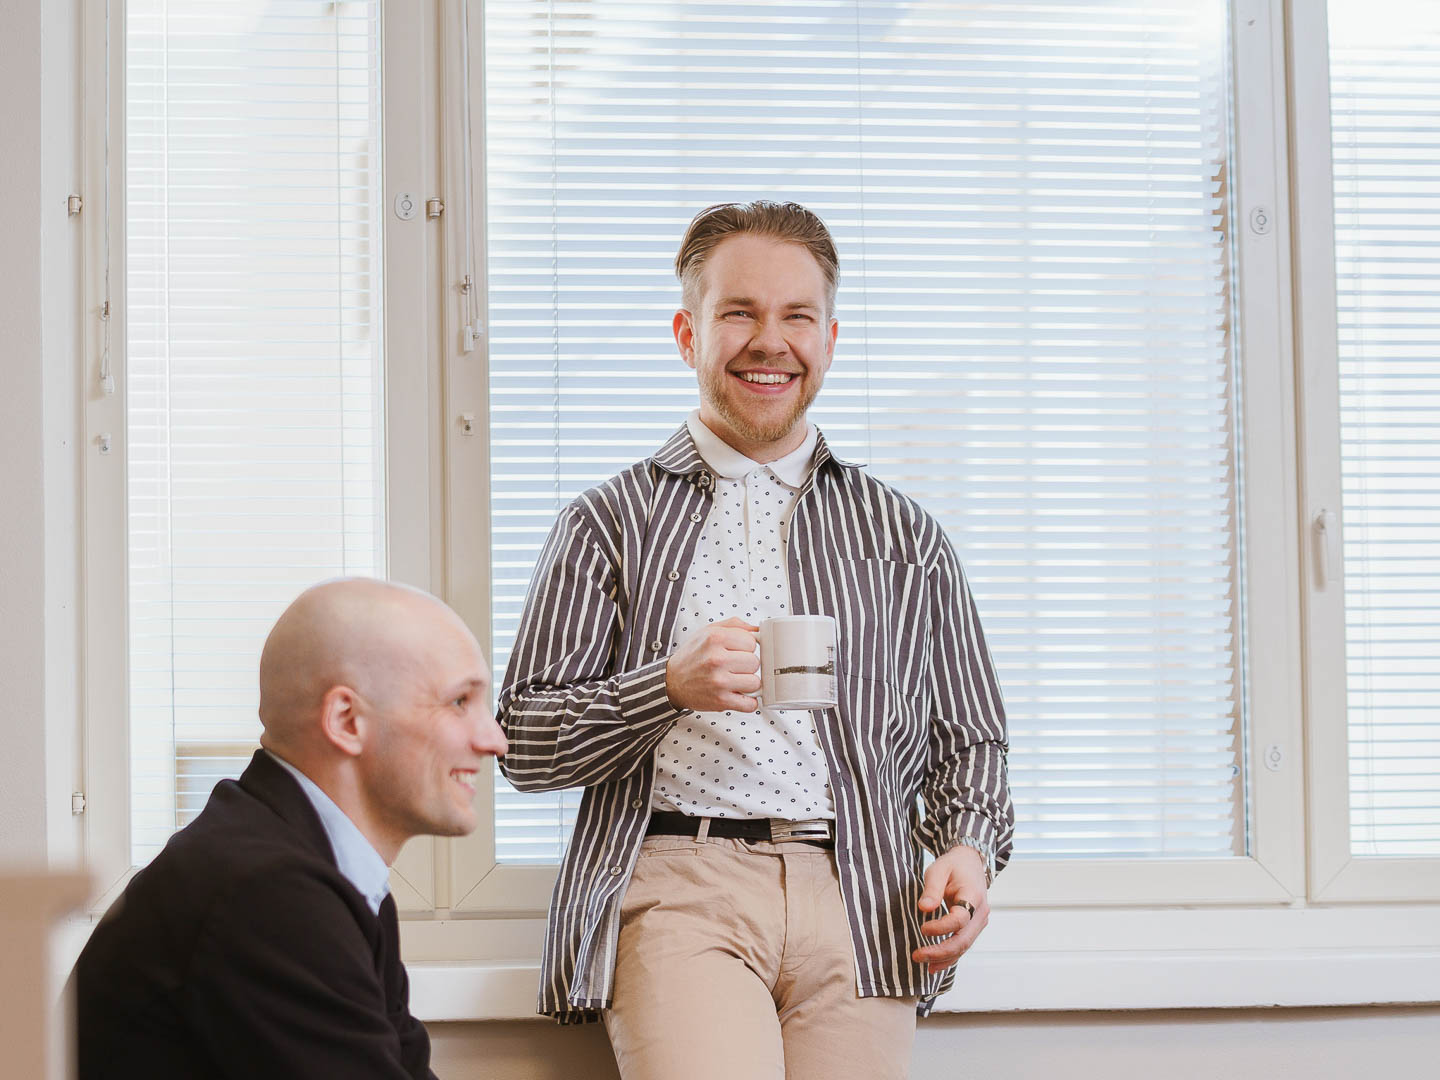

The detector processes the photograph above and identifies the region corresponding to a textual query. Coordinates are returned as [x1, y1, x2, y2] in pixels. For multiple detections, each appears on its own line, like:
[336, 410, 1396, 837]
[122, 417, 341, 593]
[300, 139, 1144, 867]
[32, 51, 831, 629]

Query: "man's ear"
[822, 315, 838, 373]
[318, 684, 366, 758]
[674, 308, 698, 369]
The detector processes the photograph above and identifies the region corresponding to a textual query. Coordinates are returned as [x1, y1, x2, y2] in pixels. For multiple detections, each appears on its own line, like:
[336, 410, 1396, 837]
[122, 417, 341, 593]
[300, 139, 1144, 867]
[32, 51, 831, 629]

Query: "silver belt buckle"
[769, 818, 834, 844]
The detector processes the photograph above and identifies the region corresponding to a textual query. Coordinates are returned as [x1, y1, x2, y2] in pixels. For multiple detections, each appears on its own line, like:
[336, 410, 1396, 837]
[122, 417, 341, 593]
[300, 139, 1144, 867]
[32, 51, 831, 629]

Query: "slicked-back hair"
[674, 200, 839, 316]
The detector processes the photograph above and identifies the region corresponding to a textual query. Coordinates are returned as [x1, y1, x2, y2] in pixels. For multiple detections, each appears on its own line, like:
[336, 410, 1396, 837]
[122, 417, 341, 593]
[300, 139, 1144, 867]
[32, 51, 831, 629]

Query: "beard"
[697, 358, 820, 448]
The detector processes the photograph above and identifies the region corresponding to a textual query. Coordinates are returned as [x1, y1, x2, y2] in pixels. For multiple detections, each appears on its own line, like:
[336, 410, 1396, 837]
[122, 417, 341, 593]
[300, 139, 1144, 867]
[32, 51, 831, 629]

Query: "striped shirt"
[497, 424, 1014, 1022]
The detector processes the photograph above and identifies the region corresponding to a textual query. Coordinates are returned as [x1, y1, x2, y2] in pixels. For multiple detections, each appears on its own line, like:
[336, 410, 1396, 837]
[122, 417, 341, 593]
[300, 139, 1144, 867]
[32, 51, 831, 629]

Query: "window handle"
[1312, 509, 1340, 589]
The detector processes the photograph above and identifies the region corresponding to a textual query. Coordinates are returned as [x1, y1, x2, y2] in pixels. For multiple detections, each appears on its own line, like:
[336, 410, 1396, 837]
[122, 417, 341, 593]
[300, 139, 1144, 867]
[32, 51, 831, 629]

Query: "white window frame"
[440, 0, 1308, 917]
[79, 0, 447, 915]
[1289, 0, 1440, 904]
[73, 0, 1440, 1015]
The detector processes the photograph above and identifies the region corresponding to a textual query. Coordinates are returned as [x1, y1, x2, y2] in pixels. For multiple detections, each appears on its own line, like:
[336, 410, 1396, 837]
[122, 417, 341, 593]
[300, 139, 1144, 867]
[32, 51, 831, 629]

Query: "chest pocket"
[831, 556, 930, 697]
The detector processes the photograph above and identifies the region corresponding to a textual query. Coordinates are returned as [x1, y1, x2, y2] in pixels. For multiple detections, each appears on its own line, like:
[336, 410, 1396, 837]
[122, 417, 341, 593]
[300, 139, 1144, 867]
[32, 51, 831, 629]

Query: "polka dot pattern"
[652, 454, 835, 821]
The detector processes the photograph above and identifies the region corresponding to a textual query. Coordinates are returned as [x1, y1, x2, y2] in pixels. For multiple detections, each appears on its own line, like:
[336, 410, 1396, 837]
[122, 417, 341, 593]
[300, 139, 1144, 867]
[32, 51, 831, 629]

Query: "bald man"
[75, 579, 506, 1080]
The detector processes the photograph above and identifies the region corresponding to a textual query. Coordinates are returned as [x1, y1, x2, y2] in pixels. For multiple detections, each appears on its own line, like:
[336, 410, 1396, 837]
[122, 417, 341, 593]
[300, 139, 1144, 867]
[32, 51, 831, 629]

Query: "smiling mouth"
[451, 769, 477, 794]
[734, 371, 795, 385]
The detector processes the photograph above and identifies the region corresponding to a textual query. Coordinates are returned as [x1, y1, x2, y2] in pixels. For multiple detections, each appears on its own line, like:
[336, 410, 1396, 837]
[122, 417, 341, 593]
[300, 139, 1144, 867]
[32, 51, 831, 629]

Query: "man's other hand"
[664, 617, 761, 713]
[912, 843, 990, 974]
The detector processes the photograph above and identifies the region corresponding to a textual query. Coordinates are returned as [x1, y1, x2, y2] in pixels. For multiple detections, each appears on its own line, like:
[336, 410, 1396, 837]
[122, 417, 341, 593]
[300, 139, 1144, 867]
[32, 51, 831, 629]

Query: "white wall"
[428, 1006, 1440, 1080]
[0, 0, 83, 870]
[0, 0, 52, 867]
[1, 3, 85, 1075]
[38, 0, 85, 873]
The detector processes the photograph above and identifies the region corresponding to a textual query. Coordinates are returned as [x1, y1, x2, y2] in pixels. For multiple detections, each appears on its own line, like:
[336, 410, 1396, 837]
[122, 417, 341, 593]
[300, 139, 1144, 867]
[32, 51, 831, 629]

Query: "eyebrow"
[713, 296, 821, 312]
[445, 676, 490, 697]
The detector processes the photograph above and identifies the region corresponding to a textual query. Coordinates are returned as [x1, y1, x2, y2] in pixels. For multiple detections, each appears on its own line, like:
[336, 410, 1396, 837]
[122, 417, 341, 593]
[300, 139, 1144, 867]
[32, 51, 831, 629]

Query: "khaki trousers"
[603, 835, 917, 1080]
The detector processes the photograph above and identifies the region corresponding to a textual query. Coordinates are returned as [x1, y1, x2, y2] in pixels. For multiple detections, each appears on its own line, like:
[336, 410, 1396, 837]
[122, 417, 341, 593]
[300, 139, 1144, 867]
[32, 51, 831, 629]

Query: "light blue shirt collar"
[265, 749, 391, 915]
[686, 409, 817, 488]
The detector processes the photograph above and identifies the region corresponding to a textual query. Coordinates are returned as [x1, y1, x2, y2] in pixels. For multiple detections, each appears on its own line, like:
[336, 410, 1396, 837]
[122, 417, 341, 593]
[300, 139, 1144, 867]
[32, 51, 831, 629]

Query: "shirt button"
[651, 641, 664, 652]
[631, 798, 644, 809]
[667, 570, 679, 581]
[610, 865, 623, 877]
[690, 512, 702, 523]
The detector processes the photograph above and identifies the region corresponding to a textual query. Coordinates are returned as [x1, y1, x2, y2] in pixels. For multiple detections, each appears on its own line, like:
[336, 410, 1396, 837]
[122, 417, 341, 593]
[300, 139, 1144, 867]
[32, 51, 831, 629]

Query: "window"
[124, 0, 387, 866]
[1294, 0, 1440, 900]
[484, 0, 1248, 867]
[78, 1, 1440, 1005]
[1327, 1, 1440, 858]
[82, 0, 439, 904]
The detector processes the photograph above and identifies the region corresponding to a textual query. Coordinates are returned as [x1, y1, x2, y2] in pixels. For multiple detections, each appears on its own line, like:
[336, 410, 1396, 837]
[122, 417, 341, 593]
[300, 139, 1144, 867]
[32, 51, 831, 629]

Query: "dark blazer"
[75, 750, 437, 1079]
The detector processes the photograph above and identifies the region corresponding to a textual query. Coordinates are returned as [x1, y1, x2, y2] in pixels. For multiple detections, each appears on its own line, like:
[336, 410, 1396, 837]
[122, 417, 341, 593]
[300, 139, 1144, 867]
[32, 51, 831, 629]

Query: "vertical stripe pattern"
[497, 426, 1014, 1021]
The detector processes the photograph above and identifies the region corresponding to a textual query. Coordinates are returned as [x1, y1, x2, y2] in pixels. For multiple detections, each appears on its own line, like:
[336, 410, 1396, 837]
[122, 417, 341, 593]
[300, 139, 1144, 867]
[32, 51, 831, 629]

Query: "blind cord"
[99, 0, 115, 395]
[459, 0, 482, 350]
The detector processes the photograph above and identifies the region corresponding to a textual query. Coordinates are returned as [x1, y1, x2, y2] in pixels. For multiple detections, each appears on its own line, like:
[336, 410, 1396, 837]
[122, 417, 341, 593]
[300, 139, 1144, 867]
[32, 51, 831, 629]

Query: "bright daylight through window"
[125, 1, 386, 865]
[484, 0, 1243, 864]
[1328, 0, 1440, 856]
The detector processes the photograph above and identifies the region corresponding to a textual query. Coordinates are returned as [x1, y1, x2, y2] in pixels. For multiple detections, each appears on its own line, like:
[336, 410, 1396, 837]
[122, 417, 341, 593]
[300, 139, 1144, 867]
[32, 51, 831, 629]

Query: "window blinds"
[126, 1, 385, 865]
[485, 0, 1241, 861]
[1329, 1, 1440, 856]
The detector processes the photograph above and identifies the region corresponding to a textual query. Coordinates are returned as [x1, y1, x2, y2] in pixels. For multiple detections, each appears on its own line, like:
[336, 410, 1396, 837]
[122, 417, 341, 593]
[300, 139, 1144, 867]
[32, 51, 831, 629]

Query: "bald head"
[258, 578, 468, 753]
[255, 578, 504, 861]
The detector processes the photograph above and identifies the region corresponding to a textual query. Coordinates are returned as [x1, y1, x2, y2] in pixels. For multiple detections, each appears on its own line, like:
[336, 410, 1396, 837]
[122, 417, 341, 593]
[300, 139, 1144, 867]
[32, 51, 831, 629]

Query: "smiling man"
[75, 578, 507, 1079]
[498, 201, 1014, 1079]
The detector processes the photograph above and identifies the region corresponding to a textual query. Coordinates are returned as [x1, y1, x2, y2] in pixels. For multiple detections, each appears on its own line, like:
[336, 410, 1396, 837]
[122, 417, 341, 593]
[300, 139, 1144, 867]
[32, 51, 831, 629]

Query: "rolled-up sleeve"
[916, 532, 1015, 873]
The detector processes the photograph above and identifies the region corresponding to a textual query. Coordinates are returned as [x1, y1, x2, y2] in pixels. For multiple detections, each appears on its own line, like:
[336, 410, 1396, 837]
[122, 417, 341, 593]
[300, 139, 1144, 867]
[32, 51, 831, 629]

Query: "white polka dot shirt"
[650, 411, 836, 821]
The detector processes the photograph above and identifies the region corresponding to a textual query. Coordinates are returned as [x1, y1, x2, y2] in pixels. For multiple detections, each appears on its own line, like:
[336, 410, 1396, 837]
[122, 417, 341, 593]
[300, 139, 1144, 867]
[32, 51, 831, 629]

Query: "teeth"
[738, 372, 793, 384]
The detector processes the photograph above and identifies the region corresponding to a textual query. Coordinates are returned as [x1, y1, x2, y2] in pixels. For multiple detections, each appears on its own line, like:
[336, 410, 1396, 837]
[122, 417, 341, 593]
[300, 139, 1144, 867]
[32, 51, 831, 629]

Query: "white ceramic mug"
[758, 615, 839, 709]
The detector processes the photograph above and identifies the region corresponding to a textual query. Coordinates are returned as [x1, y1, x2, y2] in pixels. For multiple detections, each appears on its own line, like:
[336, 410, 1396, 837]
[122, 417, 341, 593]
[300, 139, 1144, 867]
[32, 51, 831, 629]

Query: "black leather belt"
[645, 811, 834, 847]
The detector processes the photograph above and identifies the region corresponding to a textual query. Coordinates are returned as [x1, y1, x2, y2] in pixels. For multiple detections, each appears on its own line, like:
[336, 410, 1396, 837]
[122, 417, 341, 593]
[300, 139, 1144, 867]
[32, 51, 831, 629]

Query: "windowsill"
[58, 897, 1440, 1023]
[403, 904, 1440, 1022]
[407, 949, 1440, 1022]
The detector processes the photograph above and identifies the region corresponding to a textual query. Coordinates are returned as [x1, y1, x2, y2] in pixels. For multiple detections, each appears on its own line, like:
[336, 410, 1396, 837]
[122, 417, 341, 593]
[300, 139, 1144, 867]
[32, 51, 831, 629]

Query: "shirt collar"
[685, 410, 818, 488]
[650, 420, 862, 483]
[265, 749, 391, 915]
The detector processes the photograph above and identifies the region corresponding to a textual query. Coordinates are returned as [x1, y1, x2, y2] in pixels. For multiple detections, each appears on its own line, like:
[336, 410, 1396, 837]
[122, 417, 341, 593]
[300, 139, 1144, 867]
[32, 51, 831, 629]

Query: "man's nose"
[748, 317, 787, 357]
[474, 710, 509, 757]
